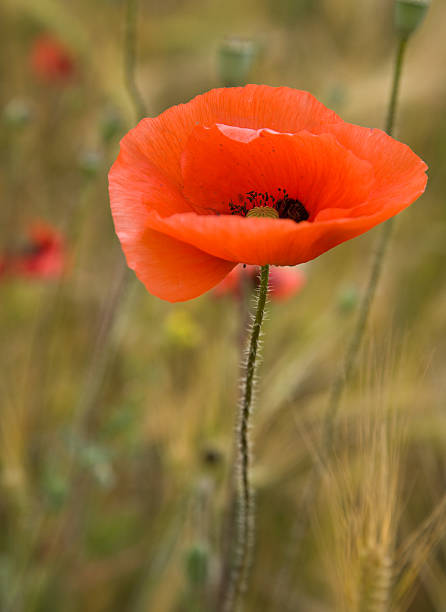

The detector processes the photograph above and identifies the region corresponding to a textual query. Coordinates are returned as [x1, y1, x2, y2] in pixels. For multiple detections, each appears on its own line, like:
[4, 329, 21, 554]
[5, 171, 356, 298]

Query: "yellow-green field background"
[1, 0, 446, 610]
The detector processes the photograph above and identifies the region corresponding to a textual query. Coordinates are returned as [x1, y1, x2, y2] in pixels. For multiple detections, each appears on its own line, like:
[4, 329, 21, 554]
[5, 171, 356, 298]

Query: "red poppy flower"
[30, 35, 75, 84]
[0, 222, 66, 280]
[214, 264, 305, 301]
[109, 85, 427, 302]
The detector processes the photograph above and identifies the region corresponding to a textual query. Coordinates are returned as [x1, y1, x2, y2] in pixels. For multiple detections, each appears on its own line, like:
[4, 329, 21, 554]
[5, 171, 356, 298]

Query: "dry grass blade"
[392, 494, 446, 610]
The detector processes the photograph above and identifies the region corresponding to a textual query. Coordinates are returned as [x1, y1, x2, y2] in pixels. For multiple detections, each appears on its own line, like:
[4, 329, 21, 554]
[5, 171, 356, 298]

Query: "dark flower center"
[229, 189, 309, 223]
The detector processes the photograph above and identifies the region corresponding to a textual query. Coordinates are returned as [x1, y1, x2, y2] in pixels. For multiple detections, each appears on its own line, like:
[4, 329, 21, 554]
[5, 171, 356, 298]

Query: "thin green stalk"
[75, 261, 131, 428]
[59, 0, 148, 511]
[125, 0, 147, 121]
[15, 5, 148, 607]
[74, 0, 146, 425]
[222, 264, 270, 612]
[74, 0, 146, 426]
[323, 35, 409, 455]
[385, 36, 408, 137]
[271, 34, 413, 609]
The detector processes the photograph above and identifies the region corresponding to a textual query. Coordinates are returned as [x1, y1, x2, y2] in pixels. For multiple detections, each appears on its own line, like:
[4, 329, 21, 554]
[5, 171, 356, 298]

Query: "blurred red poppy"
[109, 85, 428, 302]
[214, 265, 305, 301]
[0, 223, 66, 280]
[30, 35, 75, 84]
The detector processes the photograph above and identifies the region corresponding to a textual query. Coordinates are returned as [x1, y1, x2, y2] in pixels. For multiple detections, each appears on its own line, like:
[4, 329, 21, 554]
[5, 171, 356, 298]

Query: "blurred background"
[1, 0, 446, 610]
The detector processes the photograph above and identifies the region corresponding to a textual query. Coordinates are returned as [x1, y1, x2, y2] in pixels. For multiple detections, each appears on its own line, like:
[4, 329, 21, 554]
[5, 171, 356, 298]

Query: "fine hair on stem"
[221, 264, 270, 612]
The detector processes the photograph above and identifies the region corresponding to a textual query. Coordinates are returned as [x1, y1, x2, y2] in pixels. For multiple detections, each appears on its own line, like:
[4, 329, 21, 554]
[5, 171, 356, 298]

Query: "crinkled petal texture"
[109, 85, 428, 302]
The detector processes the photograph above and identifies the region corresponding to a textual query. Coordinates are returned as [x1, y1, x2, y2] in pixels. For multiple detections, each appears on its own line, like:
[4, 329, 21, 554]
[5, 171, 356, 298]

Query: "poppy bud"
[202, 445, 223, 467]
[3, 99, 32, 129]
[184, 544, 209, 587]
[218, 37, 256, 87]
[30, 34, 76, 84]
[100, 108, 123, 144]
[79, 443, 115, 489]
[78, 150, 102, 178]
[43, 469, 69, 510]
[337, 285, 359, 315]
[394, 0, 430, 39]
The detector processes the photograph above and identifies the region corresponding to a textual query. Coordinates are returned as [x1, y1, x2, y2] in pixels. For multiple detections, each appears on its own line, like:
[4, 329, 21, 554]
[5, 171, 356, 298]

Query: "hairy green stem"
[125, 0, 147, 121]
[223, 264, 270, 612]
[323, 35, 409, 455]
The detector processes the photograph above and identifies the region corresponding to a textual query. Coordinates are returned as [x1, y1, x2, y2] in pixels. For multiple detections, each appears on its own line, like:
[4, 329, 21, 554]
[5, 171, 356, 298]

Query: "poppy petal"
[109, 137, 192, 221]
[268, 266, 306, 300]
[124, 226, 236, 302]
[330, 124, 428, 208]
[110, 136, 236, 301]
[118, 85, 343, 189]
[140, 204, 421, 267]
[213, 264, 305, 300]
[181, 124, 375, 218]
[109, 138, 194, 283]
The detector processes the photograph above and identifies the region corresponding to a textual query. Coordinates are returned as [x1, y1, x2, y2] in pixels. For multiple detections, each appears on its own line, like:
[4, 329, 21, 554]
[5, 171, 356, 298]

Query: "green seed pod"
[100, 108, 123, 144]
[184, 544, 209, 587]
[337, 285, 359, 315]
[3, 99, 33, 129]
[44, 471, 69, 510]
[218, 37, 257, 87]
[394, 0, 430, 39]
[202, 445, 223, 467]
[78, 150, 102, 178]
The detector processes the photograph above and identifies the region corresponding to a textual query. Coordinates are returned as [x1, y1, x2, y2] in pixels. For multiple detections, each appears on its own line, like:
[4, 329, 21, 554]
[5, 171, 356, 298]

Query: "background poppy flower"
[30, 35, 76, 84]
[109, 85, 427, 302]
[214, 264, 306, 301]
[0, 222, 66, 280]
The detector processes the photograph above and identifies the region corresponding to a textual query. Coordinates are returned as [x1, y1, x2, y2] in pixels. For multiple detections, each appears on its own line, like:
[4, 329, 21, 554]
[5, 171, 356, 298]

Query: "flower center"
[229, 189, 309, 223]
[247, 206, 279, 218]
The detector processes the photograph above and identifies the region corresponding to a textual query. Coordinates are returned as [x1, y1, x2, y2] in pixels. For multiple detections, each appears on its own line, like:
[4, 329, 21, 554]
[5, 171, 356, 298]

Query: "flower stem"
[125, 0, 147, 121]
[323, 34, 409, 455]
[385, 36, 408, 137]
[223, 264, 270, 612]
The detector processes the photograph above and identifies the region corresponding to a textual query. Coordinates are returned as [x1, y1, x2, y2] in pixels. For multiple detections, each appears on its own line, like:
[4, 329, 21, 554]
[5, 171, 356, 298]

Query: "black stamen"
[229, 190, 309, 224]
[276, 197, 309, 223]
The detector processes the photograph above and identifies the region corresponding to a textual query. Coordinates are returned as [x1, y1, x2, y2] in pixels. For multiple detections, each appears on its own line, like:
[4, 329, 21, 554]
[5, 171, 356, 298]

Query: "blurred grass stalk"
[273, 1, 431, 606]
[316, 347, 446, 612]
[66, 0, 148, 436]
[47, 0, 147, 582]
[56, 0, 147, 507]
[74, 0, 147, 430]
[125, 0, 147, 122]
[5, 2, 148, 606]
[321, 370, 401, 612]
[323, 0, 431, 465]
